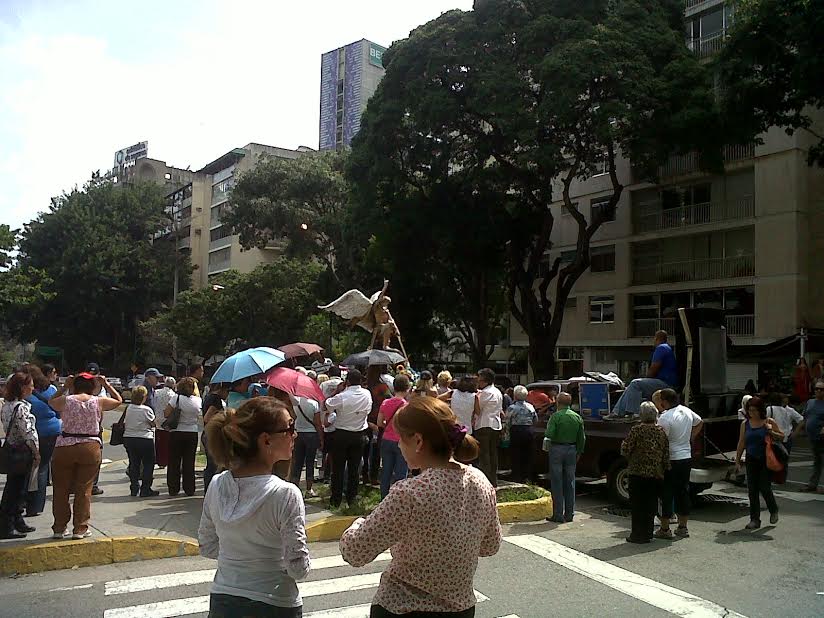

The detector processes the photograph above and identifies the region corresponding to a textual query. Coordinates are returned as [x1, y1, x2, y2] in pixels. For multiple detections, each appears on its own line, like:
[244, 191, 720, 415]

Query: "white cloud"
[0, 0, 473, 229]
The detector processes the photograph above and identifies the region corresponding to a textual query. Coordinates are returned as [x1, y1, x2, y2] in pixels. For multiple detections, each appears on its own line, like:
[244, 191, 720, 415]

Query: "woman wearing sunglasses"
[199, 397, 309, 618]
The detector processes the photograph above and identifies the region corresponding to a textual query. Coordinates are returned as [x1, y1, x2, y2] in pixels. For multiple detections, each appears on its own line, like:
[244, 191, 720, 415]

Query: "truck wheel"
[607, 458, 631, 506]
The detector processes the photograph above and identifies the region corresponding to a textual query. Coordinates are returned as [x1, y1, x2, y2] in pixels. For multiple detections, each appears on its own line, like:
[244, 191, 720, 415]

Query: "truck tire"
[607, 458, 631, 506]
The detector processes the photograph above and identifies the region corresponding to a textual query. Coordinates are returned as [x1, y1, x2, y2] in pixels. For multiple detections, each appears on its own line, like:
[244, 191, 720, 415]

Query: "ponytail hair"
[205, 396, 289, 470]
[393, 396, 480, 463]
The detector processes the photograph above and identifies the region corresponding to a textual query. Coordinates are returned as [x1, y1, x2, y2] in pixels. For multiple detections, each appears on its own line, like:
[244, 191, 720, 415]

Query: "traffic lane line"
[105, 551, 392, 595]
[302, 593, 490, 618]
[506, 534, 748, 618]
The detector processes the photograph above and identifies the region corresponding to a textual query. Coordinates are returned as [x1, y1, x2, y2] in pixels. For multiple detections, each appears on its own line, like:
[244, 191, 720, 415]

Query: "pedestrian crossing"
[100, 551, 515, 618]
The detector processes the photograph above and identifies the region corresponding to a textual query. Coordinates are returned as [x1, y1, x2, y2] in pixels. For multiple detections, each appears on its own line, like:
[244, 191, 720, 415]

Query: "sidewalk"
[0, 457, 337, 575]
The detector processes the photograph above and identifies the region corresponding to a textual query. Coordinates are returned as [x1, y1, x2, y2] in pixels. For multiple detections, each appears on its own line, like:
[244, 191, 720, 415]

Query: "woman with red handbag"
[735, 396, 784, 530]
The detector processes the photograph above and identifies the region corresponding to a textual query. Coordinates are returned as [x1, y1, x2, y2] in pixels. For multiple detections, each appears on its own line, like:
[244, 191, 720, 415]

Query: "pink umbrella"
[265, 367, 326, 402]
[277, 342, 324, 360]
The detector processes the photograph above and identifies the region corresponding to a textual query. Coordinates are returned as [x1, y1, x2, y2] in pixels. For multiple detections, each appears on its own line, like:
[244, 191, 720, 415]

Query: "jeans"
[809, 439, 823, 488]
[661, 458, 691, 519]
[167, 431, 198, 496]
[746, 457, 778, 522]
[509, 425, 534, 482]
[362, 428, 382, 482]
[26, 434, 58, 515]
[202, 433, 219, 495]
[370, 606, 474, 618]
[549, 444, 577, 521]
[612, 378, 670, 417]
[331, 430, 364, 506]
[209, 593, 301, 617]
[1, 466, 31, 533]
[52, 442, 101, 535]
[474, 427, 501, 487]
[629, 475, 662, 541]
[380, 439, 408, 499]
[290, 432, 321, 487]
[124, 437, 156, 495]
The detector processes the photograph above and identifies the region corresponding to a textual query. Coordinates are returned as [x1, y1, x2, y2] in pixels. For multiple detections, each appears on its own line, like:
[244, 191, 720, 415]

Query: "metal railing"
[207, 259, 231, 274]
[656, 143, 756, 178]
[178, 236, 191, 250]
[632, 314, 755, 337]
[687, 29, 727, 59]
[634, 196, 754, 233]
[632, 254, 755, 285]
[684, 0, 722, 10]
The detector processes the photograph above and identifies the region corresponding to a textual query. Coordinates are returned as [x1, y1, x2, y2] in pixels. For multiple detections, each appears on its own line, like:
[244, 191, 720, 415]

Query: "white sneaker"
[52, 531, 69, 540]
[72, 530, 93, 540]
[307, 488, 318, 498]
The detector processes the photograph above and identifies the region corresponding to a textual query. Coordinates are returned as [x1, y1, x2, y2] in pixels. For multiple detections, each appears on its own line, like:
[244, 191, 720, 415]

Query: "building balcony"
[634, 195, 754, 234]
[632, 314, 755, 338]
[687, 29, 727, 59]
[655, 144, 755, 179]
[178, 236, 191, 250]
[632, 254, 755, 285]
[207, 260, 231, 274]
[209, 236, 233, 251]
[684, 0, 722, 13]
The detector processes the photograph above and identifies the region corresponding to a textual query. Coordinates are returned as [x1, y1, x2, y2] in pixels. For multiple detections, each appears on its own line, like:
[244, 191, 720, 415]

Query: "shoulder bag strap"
[3, 402, 22, 435]
[296, 401, 315, 426]
[117, 404, 129, 425]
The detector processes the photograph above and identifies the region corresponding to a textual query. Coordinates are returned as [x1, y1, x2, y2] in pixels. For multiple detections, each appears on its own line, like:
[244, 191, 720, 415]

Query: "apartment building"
[508, 0, 824, 386]
[167, 143, 315, 290]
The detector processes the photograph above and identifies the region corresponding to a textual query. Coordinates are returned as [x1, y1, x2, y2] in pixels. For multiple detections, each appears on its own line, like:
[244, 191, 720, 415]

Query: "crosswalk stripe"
[105, 552, 392, 595]
[302, 591, 490, 618]
[506, 535, 747, 618]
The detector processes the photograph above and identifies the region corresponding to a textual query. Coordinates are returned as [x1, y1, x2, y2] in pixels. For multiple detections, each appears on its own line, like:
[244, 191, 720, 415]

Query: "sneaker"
[14, 522, 36, 533]
[72, 530, 93, 540]
[91, 487, 104, 496]
[769, 512, 779, 525]
[675, 527, 690, 538]
[0, 531, 27, 539]
[745, 520, 761, 530]
[24, 512, 42, 518]
[52, 531, 69, 540]
[140, 489, 160, 497]
[307, 488, 318, 498]
[654, 528, 674, 540]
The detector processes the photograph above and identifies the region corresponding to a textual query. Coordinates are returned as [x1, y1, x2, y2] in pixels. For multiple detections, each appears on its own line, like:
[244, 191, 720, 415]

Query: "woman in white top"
[441, 375, 480, 435]
[164, 377, 203, 496]
[199, 397, 309, 617]
[123, 386, 158, 497]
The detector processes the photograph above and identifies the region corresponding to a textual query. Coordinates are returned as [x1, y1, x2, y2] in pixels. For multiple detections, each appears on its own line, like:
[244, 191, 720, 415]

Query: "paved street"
[2, 459, 823, 618]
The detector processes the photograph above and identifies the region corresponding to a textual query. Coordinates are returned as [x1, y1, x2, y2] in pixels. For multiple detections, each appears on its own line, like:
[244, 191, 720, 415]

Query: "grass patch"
[195, 453, 207, 467]
[496, 485, 549, 503]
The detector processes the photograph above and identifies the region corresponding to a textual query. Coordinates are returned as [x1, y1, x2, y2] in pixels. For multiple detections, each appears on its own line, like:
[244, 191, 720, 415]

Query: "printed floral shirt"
[1, 400, 38, 448]
[340, 465, 501, 614]
[55, 395, 102, 447]
[621, 423, 671, 479]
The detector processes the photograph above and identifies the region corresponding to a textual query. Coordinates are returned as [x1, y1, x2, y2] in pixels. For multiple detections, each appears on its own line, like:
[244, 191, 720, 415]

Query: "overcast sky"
[0, 0, 473, 230]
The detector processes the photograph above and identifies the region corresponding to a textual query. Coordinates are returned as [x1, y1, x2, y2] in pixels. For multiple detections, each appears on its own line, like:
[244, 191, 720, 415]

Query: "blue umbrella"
[210, 347, 287, 384]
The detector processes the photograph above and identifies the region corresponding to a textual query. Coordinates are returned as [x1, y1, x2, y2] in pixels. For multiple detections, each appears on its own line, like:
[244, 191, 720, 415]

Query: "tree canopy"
[350, 0, 725, 375]
[718, 0, 824, 165]
[9, 179, 188, 370]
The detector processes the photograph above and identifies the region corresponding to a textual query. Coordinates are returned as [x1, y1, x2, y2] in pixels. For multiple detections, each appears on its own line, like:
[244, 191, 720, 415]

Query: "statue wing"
[318, 289, 374, 330]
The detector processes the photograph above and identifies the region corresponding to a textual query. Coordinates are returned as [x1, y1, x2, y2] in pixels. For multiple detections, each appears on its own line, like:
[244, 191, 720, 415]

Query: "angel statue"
[319, 280, 408, 358]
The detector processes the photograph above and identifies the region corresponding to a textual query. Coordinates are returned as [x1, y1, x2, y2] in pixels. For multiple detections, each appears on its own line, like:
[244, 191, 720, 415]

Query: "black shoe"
[130, 489, 139, 497]
[0, 530, 27, 539]
[140, 489, 160, 497]
[24, 511, 41, 518]
[92, 487, 104, 496]
[14, 521, 35, 533]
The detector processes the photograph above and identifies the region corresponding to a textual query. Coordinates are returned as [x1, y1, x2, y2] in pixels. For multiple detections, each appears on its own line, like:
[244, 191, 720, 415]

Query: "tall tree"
[13, 179, 189, 369]
[717, 0, 824, 165]
[350, 0, 725, 376]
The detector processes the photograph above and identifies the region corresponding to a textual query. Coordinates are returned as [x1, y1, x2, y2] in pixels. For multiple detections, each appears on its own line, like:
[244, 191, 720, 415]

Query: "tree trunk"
[527, 331, 558, 380]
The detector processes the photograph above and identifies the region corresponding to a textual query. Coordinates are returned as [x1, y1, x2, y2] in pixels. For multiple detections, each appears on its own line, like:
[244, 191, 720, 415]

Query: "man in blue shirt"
[608, 331, 678, 418]
[795, 380, 824, 492]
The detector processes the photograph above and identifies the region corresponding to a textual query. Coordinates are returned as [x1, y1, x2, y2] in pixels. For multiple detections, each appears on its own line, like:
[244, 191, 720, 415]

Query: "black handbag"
[161, 396, 182, 431]
[109, 405, 129, 446]
[0, 403, 34, 475]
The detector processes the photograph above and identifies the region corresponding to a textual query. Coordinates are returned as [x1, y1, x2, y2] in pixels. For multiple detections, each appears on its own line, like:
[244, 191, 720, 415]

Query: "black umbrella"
[341, 349, 406, 367]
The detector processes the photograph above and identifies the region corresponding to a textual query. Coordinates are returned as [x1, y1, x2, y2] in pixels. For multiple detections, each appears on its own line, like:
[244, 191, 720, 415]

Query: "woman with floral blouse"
[340, 396, 501, 617]
[621, 401, 671, 544]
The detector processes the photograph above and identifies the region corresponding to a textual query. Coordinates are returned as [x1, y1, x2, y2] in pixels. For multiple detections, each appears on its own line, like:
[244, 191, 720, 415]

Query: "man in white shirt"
[324, 369, 372, 507]
[766, 394, 803, 450]
[656, 388, 703, 539]
[475, 368, 504, 487]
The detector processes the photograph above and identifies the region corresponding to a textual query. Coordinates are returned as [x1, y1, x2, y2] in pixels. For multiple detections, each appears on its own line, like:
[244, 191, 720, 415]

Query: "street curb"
[0, 536, 199, 577]
[304, 496, 554, 543]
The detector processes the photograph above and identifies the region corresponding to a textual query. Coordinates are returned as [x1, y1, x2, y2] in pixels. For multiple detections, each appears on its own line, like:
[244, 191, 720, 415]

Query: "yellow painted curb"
[0, 536, 199, 576]
[496, 495, 553, 523]
[305, 515, 359, 543]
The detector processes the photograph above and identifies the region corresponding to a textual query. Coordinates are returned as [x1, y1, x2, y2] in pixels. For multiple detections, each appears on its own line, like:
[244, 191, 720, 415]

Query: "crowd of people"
[3, 353, 824, 617]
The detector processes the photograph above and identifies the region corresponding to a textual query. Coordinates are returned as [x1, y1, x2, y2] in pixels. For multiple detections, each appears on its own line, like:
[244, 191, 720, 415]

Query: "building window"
[591, 196, 616, 222]
[590, 245, 616, 273]
[208, 247, 231, 266]
[210, 225, 232, 242]
[590, 296, 615, 324]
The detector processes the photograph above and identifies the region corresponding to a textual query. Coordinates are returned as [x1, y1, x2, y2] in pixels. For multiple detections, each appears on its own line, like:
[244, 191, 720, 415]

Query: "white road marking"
[506, 535, 748, 618]
[788, 460, 814, 468]
[48, 583, 94, 592]
[708, 484, 824, 503]
[105, 552, 392, 595]
[302, 592, 489, 618]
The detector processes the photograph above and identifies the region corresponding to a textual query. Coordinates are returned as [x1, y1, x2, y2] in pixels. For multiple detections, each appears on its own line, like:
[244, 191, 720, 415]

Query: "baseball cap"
[76, 372, 96, 380]
[144, 368, 162, 377]
[85, 362, 100, 375]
